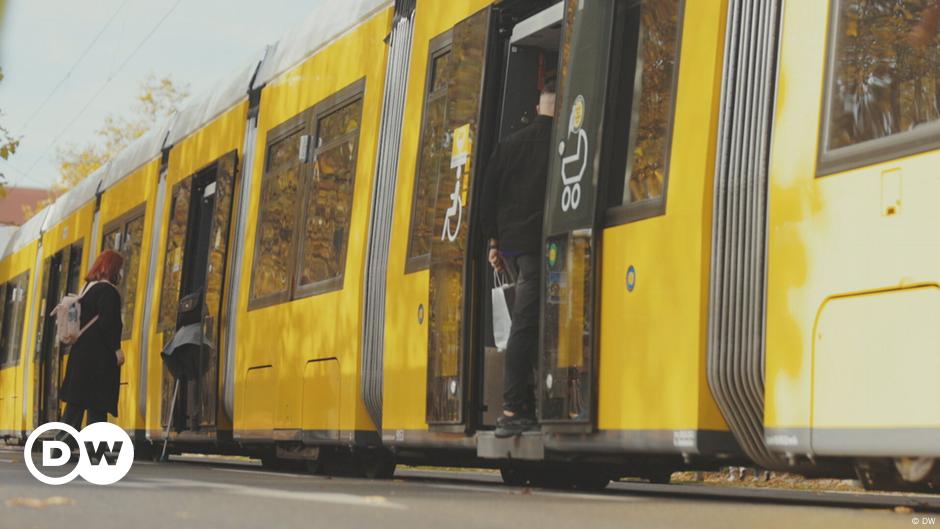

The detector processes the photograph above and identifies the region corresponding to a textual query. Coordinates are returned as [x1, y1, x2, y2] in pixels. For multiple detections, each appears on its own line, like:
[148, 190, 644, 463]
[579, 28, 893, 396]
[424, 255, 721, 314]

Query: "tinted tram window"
[67, 242, 83, 294]
[250, 80, 365, 307]
[623, 0, 681, 204]
[406, 46, 452, 270]
[822, 0, 940, 170]
[103, 209, 145, 339]
[297, 98, 362, 292]
[605, 0, 682, 218]
[250, 129, 304, 305]
[159, 179, 192, 332]
[1, 272, 29, 367]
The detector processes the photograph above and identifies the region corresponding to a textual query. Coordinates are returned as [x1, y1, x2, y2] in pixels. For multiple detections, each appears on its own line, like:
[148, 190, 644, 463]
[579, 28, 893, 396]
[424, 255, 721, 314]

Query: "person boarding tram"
[481, 80, 556, 438]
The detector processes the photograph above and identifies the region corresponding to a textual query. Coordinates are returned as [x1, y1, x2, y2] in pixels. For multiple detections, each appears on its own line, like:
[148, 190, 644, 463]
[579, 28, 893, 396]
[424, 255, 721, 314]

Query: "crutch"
[160, 378, 181, 462]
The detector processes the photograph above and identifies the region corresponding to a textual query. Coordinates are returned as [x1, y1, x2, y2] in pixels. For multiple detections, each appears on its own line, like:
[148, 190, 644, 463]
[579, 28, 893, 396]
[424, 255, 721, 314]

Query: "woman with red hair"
[60, 249, 125, 429]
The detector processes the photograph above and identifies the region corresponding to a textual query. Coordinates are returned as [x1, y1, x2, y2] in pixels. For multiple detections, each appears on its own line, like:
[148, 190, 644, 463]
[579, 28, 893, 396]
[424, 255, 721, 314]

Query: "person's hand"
[488, 248, 504, 272]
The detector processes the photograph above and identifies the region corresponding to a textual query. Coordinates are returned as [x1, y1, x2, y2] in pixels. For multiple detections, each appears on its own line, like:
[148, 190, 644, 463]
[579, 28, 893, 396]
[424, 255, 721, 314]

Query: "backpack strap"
[76, 314, 100, 339]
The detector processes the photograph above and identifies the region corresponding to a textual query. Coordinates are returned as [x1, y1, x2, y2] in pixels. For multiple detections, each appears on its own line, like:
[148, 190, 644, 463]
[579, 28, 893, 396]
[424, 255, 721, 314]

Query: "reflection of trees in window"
[299, 99, 362, 287]
[122, 215, 145, 339]
[408, 50, 452, 264]
[103, 211, 145, 339]
[250, 130, 303, 302]
[624, 0, 680, 204]
[829, 0, 940, 150]
[1, 272, 29, 366]
[159, 180, 191, 333]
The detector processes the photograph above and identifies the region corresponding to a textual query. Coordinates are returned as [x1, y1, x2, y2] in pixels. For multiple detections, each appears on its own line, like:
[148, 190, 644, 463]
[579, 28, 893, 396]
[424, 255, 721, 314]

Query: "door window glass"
[621, 0, 681, 205]
[298, 99, 362, 290]
[1, 272, 29, 367]
[104, 210, 145, 339]
[407, 48, 453, 268]
[159, 179, 192, 333]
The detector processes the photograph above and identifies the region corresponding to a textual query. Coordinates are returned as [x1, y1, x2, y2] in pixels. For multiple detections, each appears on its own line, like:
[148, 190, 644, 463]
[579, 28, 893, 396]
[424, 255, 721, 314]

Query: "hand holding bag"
[491, 270, 515, 351]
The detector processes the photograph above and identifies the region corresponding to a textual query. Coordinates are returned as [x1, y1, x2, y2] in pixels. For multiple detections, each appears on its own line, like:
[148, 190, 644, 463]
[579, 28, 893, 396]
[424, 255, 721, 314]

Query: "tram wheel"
[894, 457, 936, 485]
[643, 469, 673, 485]
[357, 448, 396, 479]
[133, 441, 155, 462]
[853, 458, 927, 492]
[499, 465, 532, 486]
[261, 454, 303, 472]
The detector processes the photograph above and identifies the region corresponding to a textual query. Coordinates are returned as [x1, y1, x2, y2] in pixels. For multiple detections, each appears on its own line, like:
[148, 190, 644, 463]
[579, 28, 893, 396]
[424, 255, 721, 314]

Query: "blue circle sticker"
[626, 266, 636, 292]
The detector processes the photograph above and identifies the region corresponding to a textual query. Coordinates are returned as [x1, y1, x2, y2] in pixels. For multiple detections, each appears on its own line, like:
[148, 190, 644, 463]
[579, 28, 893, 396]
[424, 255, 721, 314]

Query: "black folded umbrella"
[160, 322, 211, 380]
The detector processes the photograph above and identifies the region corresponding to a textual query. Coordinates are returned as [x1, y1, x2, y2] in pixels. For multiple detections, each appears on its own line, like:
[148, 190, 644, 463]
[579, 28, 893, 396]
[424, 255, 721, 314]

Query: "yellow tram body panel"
[382, 0, 493, 436]
[596, 0, 729, 436]
[233, 7, 392, 439]
[765, 0, 940, 453]
[0, 240, 40, 436]
[98, 159, 160, 434]
[143, 103, 248, 437]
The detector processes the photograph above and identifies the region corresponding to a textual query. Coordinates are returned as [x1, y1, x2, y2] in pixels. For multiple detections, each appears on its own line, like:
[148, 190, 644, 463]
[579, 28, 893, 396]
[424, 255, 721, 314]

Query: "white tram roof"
[252, 0, 392, 90]
[0, 225, 18, 258]
[42, 161, 109, 232]
[101, 120, 171, 191]
[3, 205, 50, 259]
[165, 59, 260, 147]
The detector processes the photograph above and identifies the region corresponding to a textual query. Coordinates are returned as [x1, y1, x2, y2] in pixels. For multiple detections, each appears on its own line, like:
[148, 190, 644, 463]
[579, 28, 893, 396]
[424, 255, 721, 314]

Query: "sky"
[0, 0, 323, 189]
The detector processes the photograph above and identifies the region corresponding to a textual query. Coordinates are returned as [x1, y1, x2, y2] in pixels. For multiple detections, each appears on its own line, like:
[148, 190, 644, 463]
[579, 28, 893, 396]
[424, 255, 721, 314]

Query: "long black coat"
[60, 281, 123, 416]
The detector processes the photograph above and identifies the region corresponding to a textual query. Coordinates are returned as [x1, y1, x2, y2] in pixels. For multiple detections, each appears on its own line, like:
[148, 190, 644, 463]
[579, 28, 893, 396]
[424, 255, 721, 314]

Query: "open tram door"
[34, 242, 83, 426]
[423, 1, 564, 430]
[538, 0, 624, 430]
[158, 152, 237, 436]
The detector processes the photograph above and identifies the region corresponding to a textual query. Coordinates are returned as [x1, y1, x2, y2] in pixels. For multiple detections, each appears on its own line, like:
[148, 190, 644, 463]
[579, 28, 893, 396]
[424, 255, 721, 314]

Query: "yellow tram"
[0, 0, 937, 490]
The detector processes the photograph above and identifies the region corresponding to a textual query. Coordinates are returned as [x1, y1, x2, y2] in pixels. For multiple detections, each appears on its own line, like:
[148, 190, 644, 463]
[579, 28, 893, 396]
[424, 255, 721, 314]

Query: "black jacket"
[480, 115, 554, 255]
[60, 281, 123, 416]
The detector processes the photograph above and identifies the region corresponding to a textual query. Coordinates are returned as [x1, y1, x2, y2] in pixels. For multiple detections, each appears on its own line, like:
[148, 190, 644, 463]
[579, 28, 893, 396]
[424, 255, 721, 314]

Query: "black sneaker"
[494, 413, 538, 438]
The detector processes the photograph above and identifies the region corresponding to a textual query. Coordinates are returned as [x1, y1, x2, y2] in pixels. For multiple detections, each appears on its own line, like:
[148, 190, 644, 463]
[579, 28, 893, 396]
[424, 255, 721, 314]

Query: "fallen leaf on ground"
[6, 496, 76, 509]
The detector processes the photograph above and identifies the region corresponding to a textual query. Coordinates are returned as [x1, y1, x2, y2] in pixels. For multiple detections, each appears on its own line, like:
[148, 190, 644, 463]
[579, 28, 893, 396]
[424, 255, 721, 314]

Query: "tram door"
[425, 7, 495, 426]
[425, 3, 568, 428]
[539, 1, 622, 428]
[159, 152, 237, 432]
[35, 243, 83, 425]
[479, 4, 563, 427]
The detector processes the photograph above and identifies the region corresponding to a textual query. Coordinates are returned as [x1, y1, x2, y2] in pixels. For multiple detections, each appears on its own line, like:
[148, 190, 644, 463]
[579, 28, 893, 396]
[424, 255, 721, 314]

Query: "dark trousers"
[61, 402, 107, 430]
[502, 253, 540, 415]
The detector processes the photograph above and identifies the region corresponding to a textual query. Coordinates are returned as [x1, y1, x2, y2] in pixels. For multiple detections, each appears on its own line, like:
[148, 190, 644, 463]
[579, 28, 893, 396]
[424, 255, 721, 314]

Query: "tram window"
[249, 126, 305, 307]
[820, 0, 940, 174]
[159, 179, 192, 332]
[0, 283, 8, 366]
[296, 96, 363, 295]
[606, 0, 683, 223]
[67, 242, 83, 294]
[406, 40, 453, 272]
[0, 272, 29, 367]
[103, 207, 145, 339]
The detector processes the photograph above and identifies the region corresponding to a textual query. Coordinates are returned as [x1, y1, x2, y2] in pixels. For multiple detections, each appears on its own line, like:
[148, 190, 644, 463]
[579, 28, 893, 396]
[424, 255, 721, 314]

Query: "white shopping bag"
[492, 271, 514, 351]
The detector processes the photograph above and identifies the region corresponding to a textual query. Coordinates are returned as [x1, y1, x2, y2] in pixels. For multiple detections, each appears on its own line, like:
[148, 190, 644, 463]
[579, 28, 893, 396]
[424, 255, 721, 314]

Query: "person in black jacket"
[481, 80, 555, 437]
[60, 249, 124, 430]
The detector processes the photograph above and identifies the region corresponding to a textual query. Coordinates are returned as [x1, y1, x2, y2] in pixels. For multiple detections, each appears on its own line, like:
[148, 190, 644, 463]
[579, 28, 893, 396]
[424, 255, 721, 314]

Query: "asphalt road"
[0, 446, 915, 529]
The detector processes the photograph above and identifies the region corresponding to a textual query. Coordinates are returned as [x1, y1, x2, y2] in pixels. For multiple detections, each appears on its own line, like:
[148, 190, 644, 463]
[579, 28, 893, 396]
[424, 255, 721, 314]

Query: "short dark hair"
[541, 78, 556, 95]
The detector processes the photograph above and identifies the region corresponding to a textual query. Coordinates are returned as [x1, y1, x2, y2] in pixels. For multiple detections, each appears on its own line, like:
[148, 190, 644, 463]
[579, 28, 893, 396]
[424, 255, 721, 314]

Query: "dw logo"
[24, 422, 134, 485]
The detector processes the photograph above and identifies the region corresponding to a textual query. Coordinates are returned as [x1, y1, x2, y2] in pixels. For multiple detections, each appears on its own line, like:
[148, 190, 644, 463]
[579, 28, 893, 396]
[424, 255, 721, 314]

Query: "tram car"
[1, 0, 938, 491]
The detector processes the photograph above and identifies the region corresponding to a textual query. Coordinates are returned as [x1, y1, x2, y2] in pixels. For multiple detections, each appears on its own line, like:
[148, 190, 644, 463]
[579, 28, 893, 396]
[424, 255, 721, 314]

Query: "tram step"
[477, 431, 544, 461]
